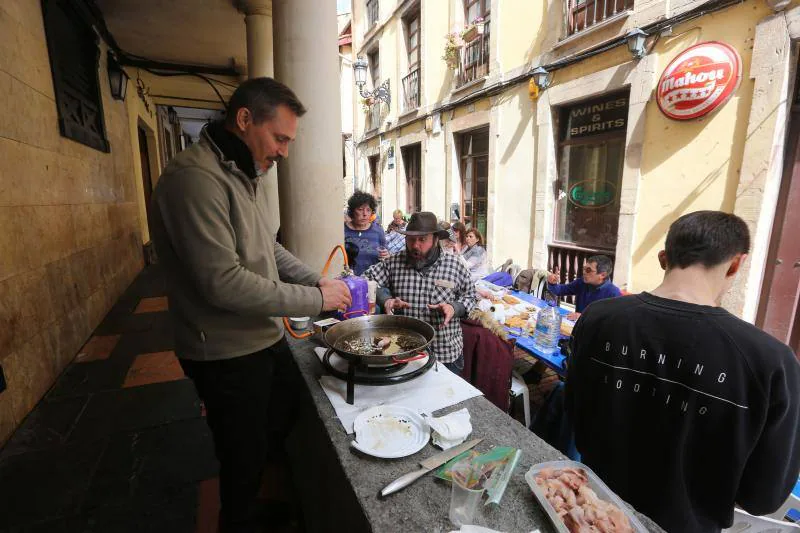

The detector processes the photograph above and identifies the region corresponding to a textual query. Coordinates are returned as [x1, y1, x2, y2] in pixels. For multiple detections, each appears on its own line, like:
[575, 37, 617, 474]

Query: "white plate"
[351, 405, 430, 459]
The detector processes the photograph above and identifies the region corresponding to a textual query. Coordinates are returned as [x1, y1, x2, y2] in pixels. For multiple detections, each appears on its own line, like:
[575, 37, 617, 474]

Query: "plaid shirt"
[363, 250, 477, 363]
[385, 230, 406, 255]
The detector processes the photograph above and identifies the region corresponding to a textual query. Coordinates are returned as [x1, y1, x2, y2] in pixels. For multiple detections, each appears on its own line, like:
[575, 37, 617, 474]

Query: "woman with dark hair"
[451, 222, 468, 254]
[463, 228, 490, 282]
[344, 190, 387, 275]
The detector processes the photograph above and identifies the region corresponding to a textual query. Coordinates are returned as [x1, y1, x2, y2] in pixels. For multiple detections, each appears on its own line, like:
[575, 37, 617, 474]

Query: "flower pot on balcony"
[461, 26, 479, 43]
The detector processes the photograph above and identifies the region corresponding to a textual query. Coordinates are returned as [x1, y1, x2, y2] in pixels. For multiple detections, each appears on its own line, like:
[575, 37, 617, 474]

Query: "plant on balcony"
[442, 32, 463, 70]
[460, 17, 485, 43]
[360, 96, 375, 113]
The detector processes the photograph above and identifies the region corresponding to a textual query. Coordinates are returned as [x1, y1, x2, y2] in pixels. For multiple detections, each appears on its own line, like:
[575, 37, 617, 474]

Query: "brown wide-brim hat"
[398, 212, 450, 239]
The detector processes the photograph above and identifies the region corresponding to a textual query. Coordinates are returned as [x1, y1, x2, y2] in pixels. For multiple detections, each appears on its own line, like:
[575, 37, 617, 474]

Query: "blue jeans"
[443, 354, 465, 376]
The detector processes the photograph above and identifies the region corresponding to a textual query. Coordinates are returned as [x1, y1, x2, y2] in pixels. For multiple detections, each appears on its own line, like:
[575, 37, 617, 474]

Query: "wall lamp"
[530, 66, 552, 91]
[626, 28, 648, 60]
[107, 54, 129, 101]
[353, 56, 391, 107]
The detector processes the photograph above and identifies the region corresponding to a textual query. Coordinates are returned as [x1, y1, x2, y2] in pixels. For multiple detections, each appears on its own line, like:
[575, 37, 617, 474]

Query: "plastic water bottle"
[533, 302, 562, 353]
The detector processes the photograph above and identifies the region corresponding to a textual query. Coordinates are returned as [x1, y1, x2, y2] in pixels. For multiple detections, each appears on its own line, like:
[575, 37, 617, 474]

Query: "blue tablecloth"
[504, 291, 571, 377]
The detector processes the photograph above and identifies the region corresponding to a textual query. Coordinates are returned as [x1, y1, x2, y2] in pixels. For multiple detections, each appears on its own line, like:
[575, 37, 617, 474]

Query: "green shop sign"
[568, 180, 617, 209]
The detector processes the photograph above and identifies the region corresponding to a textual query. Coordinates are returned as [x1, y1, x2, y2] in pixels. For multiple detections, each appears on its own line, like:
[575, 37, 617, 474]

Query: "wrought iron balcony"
[566, 0, 634, 36]
[402, 68, 420, 112]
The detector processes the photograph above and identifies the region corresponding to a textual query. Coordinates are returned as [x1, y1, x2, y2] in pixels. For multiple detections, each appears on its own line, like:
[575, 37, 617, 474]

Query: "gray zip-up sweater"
[150, 127, 323, 361]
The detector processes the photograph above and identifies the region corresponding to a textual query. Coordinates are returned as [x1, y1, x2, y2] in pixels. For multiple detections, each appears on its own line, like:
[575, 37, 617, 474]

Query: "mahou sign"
[657, 41, 742, 120]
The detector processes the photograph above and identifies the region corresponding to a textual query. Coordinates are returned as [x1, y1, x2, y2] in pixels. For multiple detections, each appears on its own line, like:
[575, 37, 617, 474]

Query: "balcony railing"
[457, 30, 489, 88]
[547, 243, 615, 306]
[566, 0, 634, 36]
[366, 103, 381, 131]
[366, 0, 379, 29]
[402, 68, 420, 112]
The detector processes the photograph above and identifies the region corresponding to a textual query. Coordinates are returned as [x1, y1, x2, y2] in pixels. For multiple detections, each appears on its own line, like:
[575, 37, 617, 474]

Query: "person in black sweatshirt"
[566, 211, 800, 533]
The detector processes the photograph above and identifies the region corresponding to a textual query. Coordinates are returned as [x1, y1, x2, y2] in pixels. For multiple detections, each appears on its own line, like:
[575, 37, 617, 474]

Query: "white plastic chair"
[509, 371, 531, 428]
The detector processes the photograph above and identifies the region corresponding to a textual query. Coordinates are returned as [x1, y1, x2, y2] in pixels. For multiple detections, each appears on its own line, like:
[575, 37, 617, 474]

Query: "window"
[402, 10, 421, 111]
[458, 0, 490, 87]
[42, 0, 109, 152]
[405, 12, 420, 69]
[460, 128, 489, 241]
[464, 0, 488, 23]
[368, 49, 380, 88]
[402, 144, 422, 214]
[367, 49, 381, 130]
[553, 91, 629, 250]
[366, 0, 379, 29]
[566, 0, 634, 36]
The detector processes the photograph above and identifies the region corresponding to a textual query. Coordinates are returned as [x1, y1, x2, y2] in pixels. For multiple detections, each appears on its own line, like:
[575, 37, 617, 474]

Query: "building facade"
[350, 0, 800, 349]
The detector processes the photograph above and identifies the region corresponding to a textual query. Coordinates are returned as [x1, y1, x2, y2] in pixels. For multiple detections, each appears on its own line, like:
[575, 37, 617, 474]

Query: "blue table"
[503, 291, 571, 377]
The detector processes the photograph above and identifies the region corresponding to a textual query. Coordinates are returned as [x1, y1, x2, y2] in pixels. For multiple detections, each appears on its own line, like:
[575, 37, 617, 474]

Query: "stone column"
[273, 0, 344, 272]
[237, 0, 281, 233]
[238, 0, 274, 78]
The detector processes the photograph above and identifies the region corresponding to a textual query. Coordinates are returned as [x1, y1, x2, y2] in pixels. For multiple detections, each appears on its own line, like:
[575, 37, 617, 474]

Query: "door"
[460, 127, 489, 240]
[757, 101, 800, 355]
[402, 144, 422, 214]
[138, 125, 154, 232]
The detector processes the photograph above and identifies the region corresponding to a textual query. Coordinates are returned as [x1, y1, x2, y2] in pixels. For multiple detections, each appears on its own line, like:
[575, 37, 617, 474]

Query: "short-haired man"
[567, 211, 800, 533]
[546, 254, 622, 320]
[150, 78, 351, 532]
[364, 212, 477, 374]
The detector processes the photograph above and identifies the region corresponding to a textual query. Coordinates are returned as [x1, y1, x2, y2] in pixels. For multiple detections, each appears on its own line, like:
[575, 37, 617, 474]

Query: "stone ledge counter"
[285, 337, 664, 533]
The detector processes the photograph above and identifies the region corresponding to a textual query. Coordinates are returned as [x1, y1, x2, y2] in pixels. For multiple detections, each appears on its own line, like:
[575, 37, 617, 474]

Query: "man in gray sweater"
[150, 78, 350, 533]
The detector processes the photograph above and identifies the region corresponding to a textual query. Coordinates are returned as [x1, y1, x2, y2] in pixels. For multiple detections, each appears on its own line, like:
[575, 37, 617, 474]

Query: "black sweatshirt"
[566, 293, 800, 533]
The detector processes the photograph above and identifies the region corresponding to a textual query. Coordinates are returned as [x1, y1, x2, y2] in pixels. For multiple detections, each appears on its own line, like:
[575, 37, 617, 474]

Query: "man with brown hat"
[363, 212, 477, 373]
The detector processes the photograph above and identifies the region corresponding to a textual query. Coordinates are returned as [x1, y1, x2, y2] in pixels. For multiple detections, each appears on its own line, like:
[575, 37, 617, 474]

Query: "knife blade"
[379, 438, 483, 498]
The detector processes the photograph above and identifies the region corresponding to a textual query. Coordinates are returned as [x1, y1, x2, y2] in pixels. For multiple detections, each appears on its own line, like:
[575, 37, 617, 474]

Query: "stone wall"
[0, 1, 143, 444]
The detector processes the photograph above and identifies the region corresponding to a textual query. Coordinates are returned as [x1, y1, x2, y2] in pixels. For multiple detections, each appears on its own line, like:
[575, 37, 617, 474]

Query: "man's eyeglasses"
[583, 266, 596, 274]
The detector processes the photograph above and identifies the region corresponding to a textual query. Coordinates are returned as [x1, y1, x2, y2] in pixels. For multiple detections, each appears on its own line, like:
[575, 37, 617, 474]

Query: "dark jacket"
[461, 319, 514, 411]
[546, 278, 621, 312]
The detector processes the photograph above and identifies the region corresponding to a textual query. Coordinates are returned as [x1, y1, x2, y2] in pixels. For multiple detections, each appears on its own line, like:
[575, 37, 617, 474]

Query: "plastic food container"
[289, 316, 311, 330]
[525, 460, 648, 533]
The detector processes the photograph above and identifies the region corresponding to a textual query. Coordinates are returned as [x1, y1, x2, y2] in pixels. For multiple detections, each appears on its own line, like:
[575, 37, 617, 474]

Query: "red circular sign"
[656, 41, 742, 121]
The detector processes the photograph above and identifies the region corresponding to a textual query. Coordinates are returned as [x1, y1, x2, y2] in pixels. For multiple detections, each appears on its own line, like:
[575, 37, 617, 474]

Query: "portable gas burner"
[322, 315, 439, 404]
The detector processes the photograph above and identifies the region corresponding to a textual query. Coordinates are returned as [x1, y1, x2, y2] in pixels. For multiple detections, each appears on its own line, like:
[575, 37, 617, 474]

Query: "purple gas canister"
[337, 274, 369, 320]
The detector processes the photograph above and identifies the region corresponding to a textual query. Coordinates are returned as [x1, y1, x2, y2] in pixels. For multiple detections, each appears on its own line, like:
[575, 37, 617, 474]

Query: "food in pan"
[335, 329, 427, 356]
[534, 467, 633, 533]
[502, 295, 520, 305]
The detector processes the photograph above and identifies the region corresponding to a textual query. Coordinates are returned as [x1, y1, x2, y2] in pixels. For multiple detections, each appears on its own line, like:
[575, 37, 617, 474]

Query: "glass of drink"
[449, 478, 485, 527]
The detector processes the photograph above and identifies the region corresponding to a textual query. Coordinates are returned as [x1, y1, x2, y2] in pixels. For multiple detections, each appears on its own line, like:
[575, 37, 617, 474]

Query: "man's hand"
[567, 312, 581, 321]
[319, 278, 352, 312]
[428, 303, 455, 328]
[547, 267, 560, 285]
[377, 247, 390, 260]
[384, 298, 411, 315]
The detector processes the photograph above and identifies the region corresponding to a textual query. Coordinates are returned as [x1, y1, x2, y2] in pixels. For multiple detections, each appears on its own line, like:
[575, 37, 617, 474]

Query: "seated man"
[364, 212, 477, 374]
[567, 211, 800, 533]
[546, 255, 622, 319]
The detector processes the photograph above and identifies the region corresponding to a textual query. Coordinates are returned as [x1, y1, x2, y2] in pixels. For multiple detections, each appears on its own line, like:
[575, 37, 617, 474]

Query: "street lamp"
[353, 56, 391, 107]
[530, 66, 552, 91]
[625, 28, 648, 60]
[107, 54, 129, 101]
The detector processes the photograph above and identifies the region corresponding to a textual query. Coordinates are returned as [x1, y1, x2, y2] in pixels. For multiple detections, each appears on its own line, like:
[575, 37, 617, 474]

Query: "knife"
[379, 438, 483, 498]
